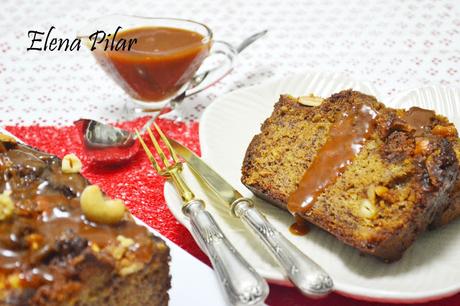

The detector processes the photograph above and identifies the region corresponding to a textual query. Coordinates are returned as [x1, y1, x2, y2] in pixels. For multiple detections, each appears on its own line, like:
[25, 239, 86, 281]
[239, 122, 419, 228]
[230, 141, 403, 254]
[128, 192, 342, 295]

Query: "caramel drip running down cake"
[242, 90, 460, 261]
[0, 136, 170, 305]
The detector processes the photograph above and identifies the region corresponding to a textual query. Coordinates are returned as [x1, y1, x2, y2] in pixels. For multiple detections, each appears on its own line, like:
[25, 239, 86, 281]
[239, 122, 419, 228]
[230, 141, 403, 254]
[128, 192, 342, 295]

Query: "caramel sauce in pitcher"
[92, 26, 211, 102]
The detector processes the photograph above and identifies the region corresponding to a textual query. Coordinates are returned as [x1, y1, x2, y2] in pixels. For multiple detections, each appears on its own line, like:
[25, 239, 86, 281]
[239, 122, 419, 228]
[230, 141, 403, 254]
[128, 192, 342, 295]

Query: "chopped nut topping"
[0, 190, 14, 221]
[359, 199, 377, 219]
[111, 245, 127, 260]
[117, 235, 135, 248]
[119, 262, 144, 276]
[90, 242, 100, 253]
[298, 94, 324, 107]
[109, 236, 136, 260]
[414, 138, 430, 155]
[375, 186, 389, 197]
[432, 125, 457, 137]
[105, 235, 145, 276]
[62, 153, 83, 174]
[156, 241, 168, 251]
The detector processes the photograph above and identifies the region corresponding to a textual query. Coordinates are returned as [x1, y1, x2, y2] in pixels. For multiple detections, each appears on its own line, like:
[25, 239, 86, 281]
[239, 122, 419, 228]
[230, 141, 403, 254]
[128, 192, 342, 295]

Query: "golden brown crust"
[241, 90, 459, 261]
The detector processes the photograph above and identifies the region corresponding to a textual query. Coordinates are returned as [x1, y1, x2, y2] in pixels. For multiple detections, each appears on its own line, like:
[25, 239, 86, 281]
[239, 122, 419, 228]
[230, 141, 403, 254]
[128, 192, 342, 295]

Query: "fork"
[136, 124, 269, 306]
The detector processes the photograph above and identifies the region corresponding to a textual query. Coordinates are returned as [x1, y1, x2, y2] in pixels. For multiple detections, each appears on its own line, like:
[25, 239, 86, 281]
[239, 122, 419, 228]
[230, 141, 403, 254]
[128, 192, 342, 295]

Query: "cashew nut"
[80, 185, 126, 225]
[359, 199, 377, 219]
[62, 153, 82, 174]
[0, 190, 14, 221]
[298, 94, 324, 107]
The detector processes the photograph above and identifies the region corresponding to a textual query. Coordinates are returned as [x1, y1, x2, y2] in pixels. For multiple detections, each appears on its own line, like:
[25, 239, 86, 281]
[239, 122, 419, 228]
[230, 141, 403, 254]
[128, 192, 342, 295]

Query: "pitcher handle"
[184, 40, 237, 97]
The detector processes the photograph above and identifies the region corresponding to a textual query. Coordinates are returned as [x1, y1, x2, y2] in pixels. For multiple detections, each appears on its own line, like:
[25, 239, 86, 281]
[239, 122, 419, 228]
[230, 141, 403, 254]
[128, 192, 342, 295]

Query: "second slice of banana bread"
[242, 90, 459, 261]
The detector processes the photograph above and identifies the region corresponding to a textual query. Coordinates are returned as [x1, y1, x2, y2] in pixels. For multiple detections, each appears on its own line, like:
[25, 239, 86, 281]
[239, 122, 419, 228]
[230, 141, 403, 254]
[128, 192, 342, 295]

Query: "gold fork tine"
[135, 129, 162, 173]
[146, 127, 171, 168]
[153, 122, 180, 164]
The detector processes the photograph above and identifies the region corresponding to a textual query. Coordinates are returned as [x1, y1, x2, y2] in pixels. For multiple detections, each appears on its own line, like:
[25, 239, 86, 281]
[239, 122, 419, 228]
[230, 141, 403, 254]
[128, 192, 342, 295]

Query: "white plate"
[127, 217, 229, 306]
[164, 72, 460, 303]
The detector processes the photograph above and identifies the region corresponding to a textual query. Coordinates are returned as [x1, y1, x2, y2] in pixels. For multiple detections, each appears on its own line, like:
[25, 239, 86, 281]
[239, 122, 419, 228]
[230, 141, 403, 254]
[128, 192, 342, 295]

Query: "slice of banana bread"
[0, 136, 170, 305]
[241, 90, 459, 261]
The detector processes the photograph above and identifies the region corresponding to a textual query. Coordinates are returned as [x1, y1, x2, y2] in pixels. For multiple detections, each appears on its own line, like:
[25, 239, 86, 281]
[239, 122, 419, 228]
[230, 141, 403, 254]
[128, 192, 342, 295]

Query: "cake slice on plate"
[0, 135, 170, 305]
[242, 90, 459, 261]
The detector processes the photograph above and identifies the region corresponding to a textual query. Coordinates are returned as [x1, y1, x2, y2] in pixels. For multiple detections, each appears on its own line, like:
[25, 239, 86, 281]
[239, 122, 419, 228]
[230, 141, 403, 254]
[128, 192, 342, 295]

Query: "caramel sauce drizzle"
[287, 103, 378, 216]
[289, 215, 310, 236]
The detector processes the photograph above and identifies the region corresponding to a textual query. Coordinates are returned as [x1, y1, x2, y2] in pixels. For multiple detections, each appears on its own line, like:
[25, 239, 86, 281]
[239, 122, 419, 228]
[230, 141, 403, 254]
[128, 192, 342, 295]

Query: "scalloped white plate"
[164, 73, 460, 303]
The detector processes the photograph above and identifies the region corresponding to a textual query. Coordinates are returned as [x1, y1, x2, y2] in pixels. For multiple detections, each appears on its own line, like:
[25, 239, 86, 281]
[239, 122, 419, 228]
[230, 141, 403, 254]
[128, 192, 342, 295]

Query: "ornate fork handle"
[233, 199, 334, 297]
[183, 199, 269, 306]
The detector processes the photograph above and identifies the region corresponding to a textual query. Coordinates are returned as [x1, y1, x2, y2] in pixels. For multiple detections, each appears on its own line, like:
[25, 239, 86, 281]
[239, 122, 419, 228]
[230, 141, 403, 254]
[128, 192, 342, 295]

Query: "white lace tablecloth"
[0, 0, 459, 125]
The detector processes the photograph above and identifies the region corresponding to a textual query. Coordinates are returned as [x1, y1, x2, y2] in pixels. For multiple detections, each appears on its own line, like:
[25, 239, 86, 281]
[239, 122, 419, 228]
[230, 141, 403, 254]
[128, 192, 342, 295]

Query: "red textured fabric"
[5, 118, 459, 306]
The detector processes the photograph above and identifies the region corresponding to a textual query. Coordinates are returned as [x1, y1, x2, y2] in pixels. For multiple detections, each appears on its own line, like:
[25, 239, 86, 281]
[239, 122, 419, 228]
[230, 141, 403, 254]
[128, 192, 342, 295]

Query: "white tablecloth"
[1, 0, 459, 125]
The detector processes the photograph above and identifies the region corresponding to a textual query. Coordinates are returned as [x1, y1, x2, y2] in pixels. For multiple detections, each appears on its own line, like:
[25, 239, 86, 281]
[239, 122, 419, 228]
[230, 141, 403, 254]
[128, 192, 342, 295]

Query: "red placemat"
[5, 118, 459, 306]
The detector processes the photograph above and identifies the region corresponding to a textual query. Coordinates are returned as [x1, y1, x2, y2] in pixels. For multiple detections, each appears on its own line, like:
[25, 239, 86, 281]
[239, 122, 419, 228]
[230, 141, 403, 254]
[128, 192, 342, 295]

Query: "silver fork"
[136, 124, 269, 306]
